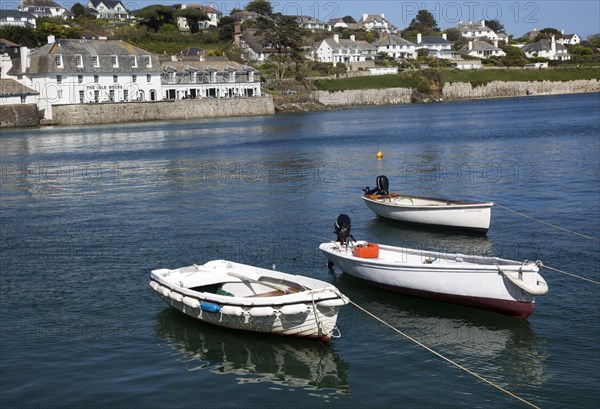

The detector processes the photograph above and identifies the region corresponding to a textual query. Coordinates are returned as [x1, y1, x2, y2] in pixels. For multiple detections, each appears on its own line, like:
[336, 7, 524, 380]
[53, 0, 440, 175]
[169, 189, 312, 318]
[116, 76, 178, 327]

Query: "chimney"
[416, 33, 422, 44]
[233, 21, 241, 45]
[333, 34, 339, 43]
[551, 34, 556, 52]
[47, 35, 55, 44]
[561, 29, 564, 35]
[362, 13, 368, 21]
[481, 19, 485, 27]
[493, 39, 498, 48]
[442, 33, 447, 40]
[20, 46, 29, 74]
[468, 41, 473, 51]
[350, 34, 355, 41]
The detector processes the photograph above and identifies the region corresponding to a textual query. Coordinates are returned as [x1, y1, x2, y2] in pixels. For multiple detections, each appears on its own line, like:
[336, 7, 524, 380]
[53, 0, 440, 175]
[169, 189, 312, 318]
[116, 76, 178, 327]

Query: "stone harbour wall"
[49, 96, 275, 126]
[315, 88, 413, 106]
[443, 79, 600, 100]
[0, 104, 40, 128]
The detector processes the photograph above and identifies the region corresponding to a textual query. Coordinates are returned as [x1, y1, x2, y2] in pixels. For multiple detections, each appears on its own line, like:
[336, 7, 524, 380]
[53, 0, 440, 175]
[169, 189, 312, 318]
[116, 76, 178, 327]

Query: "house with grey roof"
[237, 29, 283, 62]
[0, 77, 39, 104]
[160, 59, 261, 100]
[373, 34, 417, 59]
[0, 10, 37, 28]
[522, 35, 570, 60]
[414, 33, 454, 59]
[358, 13, 397, 33]
[458, 40, 506, 59]
[19, 0, 72, 19]
[294, 16, 326, 31]
[86, 0, 130, 20]
[557, 31, 581, 45]
[22, 36, 163, 119]
[176, 4, 222, 31]
[311, 34, 377, 69]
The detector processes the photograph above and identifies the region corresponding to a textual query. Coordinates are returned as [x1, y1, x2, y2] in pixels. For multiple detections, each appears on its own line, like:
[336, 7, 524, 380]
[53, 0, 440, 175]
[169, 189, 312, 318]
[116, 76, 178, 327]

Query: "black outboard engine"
[334, 214, 354, 244]
[363, 175, 390, 196]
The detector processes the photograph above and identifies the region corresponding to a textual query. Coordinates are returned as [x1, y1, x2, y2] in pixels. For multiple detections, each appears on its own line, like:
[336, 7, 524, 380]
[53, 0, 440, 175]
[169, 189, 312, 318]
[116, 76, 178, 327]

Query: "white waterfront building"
[23, 36, 163, 119]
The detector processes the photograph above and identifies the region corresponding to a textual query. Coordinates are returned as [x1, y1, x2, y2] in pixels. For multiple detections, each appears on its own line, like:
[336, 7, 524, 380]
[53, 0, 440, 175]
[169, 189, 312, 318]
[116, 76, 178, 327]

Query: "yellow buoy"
[376, 150, 383, 160]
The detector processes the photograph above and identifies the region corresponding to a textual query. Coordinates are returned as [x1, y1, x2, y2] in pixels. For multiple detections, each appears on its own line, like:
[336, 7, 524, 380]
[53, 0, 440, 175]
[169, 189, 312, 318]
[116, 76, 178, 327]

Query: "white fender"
[149, 281, 160, 291]
[183, 296, 200, 309]
[500, 269, 549, 296]
[220, 305, 245, 316]
[280, 304, 308, 315]
[169, 291, 183, 302]
[249, 306, 275, 317]
[160, 286, 171, 297]
[317, 298, 347, 307]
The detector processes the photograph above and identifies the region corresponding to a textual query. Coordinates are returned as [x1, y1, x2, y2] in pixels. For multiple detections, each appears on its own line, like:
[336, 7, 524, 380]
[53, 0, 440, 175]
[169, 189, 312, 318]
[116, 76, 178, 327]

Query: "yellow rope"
[350, 300, 541, 409]
[496, 203, 599, 241]
[538, 262, 600, 285]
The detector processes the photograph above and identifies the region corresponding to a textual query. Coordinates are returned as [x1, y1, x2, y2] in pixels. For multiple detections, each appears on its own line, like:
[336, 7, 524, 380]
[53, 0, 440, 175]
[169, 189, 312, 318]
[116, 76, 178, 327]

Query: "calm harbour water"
[1, 93, 599, 408]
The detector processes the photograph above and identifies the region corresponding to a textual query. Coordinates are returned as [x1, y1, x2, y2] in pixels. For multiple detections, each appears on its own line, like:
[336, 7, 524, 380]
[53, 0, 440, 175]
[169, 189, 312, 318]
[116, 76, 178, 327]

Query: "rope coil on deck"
[349, 299, 541, 409]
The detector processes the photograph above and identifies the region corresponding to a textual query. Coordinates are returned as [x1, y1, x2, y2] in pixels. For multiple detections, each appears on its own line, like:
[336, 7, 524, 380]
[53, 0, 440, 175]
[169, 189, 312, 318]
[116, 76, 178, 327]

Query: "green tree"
[342, 15, 356, 23]
[485, 19, 505, 33]
[71, 3, 86, 17]
[245, 0, 273, 16]
[588, 34, 600, 48]
[256, 13, 304, 80]
[135, 5, 176, 32]
[409, 10, 439, 31]
[177, 8, 208, 34]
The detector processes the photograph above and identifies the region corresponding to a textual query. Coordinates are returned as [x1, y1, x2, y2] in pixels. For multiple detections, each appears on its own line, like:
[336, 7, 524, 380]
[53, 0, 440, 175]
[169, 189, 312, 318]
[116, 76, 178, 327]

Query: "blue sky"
[3, 0, 598, 38]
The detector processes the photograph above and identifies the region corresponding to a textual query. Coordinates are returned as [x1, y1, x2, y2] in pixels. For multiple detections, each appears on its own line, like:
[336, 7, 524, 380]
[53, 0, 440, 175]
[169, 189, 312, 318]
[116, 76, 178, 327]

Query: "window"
[109, 90, 115, 102]
[113, 75, 118, 83]
[79, 90, 85, 103]
[144, 55, 151, 67]
[132, 74, 137, 83]
[92, 55, 99, 67]
[78, 75, 83, 84]
[94, 75, 99, 83]
[111, 55, 118, 68]
[55, 55, 63, 67]
[146, 74, 151, 83]
[56, 75, 62, 84]
[94, 90, 100, 103]
[75, 55, 83, 68]
[123, 89, 128, 102]
[130, 55, 137, 67]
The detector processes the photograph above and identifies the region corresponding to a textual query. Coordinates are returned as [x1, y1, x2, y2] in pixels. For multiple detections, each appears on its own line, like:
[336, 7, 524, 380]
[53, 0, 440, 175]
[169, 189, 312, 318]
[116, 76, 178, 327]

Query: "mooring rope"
[537, 261, 600, 285]
[496, 203, 599, 242]
[349, 300, 541, 409]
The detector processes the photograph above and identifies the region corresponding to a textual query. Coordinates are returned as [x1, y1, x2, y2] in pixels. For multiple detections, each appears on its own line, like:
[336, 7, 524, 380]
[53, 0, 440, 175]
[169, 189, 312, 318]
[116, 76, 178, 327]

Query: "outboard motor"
[334, 214, 354, 244]
[363, 175, 390, 196]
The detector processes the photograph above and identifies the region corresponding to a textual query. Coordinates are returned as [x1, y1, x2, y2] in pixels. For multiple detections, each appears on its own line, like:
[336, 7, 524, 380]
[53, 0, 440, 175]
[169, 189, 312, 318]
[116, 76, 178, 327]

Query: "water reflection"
[332, 274, 549, 387]
[154, 308, 350, 395]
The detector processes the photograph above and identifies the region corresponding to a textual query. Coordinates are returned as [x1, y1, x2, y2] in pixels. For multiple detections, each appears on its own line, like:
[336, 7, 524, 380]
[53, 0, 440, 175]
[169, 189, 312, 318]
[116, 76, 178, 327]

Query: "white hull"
[320, 241, 547, 318]
[363, 194, 493, 233]
[150, 260, 348, 341]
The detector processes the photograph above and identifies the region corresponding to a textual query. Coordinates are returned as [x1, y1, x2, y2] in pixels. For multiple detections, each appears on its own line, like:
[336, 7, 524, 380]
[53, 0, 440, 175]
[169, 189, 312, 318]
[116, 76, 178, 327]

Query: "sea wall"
[49, 96, 275, 126]
[0, 104, 40, 128]
[314, 88, 413, 106]
[443, 79, 600, 100]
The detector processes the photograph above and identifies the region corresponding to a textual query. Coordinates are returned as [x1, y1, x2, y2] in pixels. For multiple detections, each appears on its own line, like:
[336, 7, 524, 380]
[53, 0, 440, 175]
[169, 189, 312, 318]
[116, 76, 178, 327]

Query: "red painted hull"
[352, 275, 535, 318]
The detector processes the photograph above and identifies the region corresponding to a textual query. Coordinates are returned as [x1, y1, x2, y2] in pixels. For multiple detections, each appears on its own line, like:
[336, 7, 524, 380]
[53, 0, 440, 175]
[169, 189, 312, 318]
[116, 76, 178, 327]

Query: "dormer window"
[55, 55, 63, 68]
[92, 55, 99, 67]
[144, 55, 152, 68]
[111, 55, 118, 68]
[75, 55, 83, 68]
[130, 55, 137, 68]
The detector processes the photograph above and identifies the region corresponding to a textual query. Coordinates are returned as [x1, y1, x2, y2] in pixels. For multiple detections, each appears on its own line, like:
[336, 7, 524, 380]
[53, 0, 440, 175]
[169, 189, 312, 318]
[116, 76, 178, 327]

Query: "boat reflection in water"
[335, 274, 549, 388]
[154, 308, 350, 395]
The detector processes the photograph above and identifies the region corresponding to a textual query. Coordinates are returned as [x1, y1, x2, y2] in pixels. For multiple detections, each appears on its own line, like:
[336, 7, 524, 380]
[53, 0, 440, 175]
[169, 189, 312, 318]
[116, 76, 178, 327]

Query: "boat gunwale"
[362, 193, 494, 209]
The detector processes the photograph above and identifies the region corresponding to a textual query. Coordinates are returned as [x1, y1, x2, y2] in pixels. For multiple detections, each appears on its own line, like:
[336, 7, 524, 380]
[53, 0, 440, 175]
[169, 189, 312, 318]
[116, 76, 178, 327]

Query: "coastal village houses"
[521, 35, 571, 60]
[311, 34, 377, 68]
[85, 1, 130, 20]
[18, 0, 72, 19]
[457, 20, 509, 44]
[458, 40, 506, 59]
[0, 10, 37, 28]
[415, 33, 453, 59]
[176, 4, 223, 32]
[373, 34, 417, 59]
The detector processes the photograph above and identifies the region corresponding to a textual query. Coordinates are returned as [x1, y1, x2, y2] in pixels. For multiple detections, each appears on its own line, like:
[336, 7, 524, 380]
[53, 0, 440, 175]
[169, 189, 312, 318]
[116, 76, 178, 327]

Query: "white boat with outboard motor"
[362, 175, 494, 233]
[150, 259, 349, 342]
[319, 214, 548, 318]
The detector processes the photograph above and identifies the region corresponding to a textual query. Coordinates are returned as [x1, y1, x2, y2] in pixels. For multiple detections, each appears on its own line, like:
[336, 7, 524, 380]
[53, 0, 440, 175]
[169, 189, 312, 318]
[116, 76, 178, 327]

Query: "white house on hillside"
[23, 37, 163, 119]
[86, 0, 130, 20]
[294, 16, 327, 31]
[458, 40, 506, 59]
[557, 31, 581, 45]
[358, 13, 397, 33]
[415, 33, 454, 59]
[176, 4, 222, 31]
[19, 0, 72, 19]
[373, 34, 417, 59]
[311, 34, 377, 67]
[0, 10, 37, 28]
[458, 20, 509, 44]
[522, 35, 570, 60]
